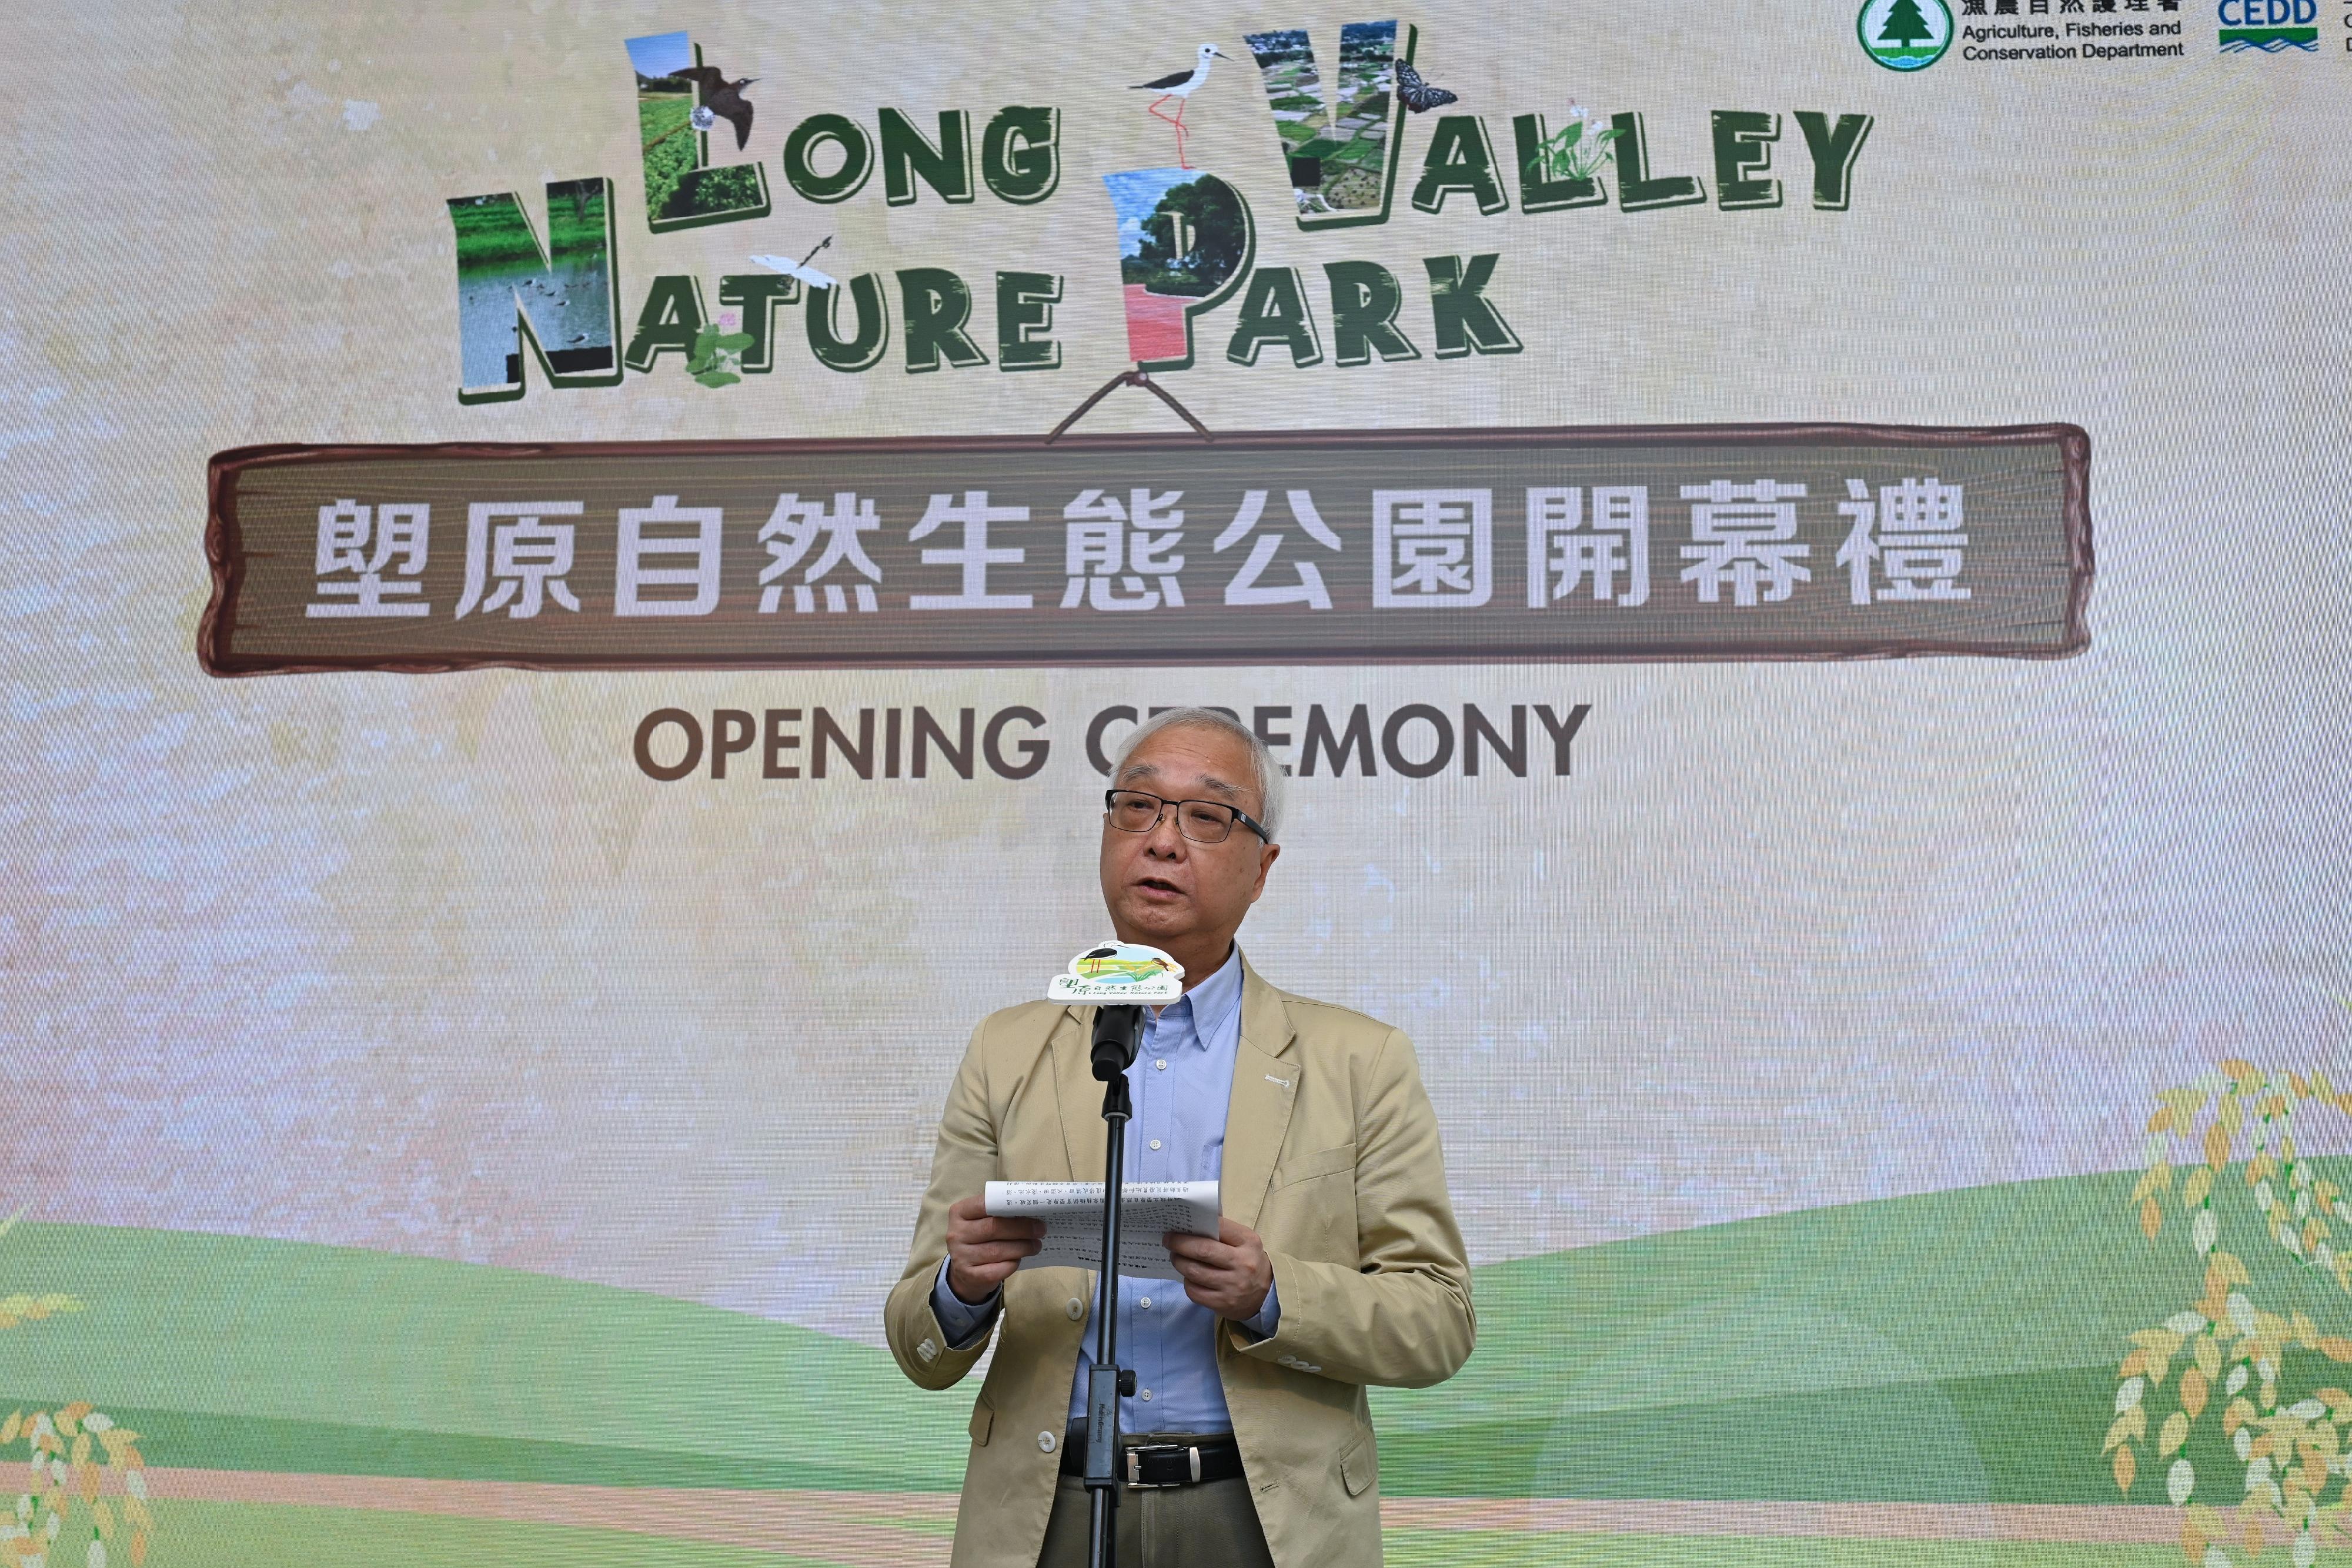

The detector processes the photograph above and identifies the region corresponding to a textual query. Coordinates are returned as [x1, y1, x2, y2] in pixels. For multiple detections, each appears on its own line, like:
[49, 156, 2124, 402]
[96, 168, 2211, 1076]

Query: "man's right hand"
[946, 1195, 1046, 1303]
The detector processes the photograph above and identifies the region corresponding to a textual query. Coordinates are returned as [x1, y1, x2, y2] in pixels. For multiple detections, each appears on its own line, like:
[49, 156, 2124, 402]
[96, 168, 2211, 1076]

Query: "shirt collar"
[1156, 944, 1244, 1048]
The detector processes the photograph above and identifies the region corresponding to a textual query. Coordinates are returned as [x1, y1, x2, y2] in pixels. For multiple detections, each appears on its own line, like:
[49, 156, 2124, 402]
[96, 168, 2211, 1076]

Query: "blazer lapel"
[1221, 957, 1298, 1234]
[1049, 1005, 1099, 1181]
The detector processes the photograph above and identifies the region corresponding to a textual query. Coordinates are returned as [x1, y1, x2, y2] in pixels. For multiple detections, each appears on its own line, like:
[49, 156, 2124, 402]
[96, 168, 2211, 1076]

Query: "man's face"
[1099, 725, 1281, 956]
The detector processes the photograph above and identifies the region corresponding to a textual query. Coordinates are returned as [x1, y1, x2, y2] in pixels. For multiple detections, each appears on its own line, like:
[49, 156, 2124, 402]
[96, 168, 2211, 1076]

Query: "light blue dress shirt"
[930, 946, 1279, 1435]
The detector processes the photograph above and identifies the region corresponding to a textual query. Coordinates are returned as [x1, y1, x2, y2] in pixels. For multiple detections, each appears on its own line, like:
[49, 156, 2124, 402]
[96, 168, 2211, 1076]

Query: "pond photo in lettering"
[446, 179, 620, 403]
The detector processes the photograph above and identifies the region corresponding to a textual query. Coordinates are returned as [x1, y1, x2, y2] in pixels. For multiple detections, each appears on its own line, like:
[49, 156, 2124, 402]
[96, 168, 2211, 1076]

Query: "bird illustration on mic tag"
[674, 65, 757, 150]
[1131, 42, 1233, 171]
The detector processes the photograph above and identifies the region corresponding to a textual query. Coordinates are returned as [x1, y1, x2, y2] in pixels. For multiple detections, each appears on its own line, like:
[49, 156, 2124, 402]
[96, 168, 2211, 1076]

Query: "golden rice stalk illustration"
[0, 1209, 153, 1568]
[0, 1209, 83, 1337]
[2, 1404, 153, 1568]
[2110, 1058, 2352, 1567]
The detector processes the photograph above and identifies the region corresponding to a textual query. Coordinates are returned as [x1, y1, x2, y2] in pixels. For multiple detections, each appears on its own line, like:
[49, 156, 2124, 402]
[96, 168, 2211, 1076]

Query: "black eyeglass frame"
[1102, 788, 1273, 846]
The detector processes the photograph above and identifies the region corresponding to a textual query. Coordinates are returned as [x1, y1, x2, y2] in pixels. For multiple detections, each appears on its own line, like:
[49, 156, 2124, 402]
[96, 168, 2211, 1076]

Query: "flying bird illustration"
[674, 65, 757, 151]
[1131, 42, 1232, 170]
[750, 235, 838, 292]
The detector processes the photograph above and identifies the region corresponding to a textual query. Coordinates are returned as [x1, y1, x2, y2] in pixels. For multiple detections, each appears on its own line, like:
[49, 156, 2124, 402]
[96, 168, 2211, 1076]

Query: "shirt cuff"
[1236, 1272, 1281, 1340]
[931, 1255, 1002, 1349]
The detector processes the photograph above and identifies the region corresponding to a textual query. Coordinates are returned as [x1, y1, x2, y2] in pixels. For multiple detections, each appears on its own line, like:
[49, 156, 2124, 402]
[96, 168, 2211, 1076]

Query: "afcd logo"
[1857, 0, 1955, 69]
[2219, 0, 2320, 49]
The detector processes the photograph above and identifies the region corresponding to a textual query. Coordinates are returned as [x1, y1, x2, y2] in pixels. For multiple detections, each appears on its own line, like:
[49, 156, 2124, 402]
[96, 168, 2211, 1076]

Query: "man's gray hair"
[1110, 707, 1286, 842]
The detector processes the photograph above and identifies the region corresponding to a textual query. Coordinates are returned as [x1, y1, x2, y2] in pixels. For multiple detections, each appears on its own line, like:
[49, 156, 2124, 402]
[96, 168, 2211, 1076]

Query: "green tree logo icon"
[1880, 0, 1935, 44]
[1857, 0, 1954, 70]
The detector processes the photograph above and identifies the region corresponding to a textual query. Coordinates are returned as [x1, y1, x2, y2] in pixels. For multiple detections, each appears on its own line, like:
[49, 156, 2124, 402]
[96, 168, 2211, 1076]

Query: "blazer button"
[1038, 1430, 1057, 1453]
[1065, 1298, 1085, 1320]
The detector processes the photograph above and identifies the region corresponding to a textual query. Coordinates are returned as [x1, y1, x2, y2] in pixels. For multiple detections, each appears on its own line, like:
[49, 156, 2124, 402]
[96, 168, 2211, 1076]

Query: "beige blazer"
[883, 955, 1475, 1568]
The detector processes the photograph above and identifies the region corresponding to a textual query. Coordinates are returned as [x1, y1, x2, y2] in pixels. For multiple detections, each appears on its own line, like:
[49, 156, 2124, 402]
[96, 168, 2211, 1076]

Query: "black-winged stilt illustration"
[1131, 43, 1233, 170]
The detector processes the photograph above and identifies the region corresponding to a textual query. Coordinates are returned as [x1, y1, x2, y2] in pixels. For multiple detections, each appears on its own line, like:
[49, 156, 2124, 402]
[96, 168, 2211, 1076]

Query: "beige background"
[0, 1, 2344, 1345]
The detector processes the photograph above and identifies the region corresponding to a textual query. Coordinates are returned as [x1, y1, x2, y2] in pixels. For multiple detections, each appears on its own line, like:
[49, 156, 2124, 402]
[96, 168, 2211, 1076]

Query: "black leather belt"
[1059, 1422, 1245, 1487]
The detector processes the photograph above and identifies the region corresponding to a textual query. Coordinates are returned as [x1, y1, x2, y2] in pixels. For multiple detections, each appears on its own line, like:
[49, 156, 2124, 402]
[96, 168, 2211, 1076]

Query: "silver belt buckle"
[1124, 1443, 1201, 1488]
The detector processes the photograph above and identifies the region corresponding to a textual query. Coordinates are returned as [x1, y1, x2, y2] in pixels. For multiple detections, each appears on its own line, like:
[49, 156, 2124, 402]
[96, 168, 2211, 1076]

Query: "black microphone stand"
[1083, 1004, 1144, 1568]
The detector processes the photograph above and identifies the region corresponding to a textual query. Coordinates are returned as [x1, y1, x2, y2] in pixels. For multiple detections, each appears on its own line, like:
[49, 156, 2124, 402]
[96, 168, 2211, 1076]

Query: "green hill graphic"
[1372, 1158, 2352, 1500]
[5, 1161, 2341, 1505]
[0, 1222, 969, 1490]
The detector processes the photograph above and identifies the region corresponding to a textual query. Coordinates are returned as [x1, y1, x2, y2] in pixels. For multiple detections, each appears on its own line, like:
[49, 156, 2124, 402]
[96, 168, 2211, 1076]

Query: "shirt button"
[1140, 1297, 1152, 1309]
[1065, 1298, 1085, 1320]
[1038, 1431, 1057, 1453]
[1149, 1139, 1162, 1151]
[1140, 1389, 1152, 1401]
[1155, 1059, 1168, 1071]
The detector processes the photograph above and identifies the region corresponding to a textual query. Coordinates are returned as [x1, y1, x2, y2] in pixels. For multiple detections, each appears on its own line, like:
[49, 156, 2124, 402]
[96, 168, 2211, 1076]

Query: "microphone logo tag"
[1045, 941, 1186, 1004]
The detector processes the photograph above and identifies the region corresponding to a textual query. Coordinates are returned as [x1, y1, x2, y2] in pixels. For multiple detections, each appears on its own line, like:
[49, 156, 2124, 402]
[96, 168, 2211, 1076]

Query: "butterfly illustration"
[1392, 60, 1458, 113]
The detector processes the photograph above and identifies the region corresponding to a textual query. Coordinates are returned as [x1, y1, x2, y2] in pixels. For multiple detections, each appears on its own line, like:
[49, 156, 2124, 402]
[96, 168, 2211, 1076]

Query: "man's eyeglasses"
[1104, 789, 1272, 846]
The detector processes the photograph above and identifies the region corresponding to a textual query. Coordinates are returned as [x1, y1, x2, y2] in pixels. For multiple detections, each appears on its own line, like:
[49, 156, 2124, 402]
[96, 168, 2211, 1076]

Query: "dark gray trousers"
[1034, 1470, 1276, 1568]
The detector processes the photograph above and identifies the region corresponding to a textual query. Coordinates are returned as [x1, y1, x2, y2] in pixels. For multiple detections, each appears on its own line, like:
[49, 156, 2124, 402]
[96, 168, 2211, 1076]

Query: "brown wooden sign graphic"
[200, 424, 2091, 675]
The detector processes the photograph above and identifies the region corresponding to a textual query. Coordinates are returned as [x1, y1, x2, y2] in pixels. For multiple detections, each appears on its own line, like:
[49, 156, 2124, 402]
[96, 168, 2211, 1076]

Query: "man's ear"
[1248, 843, 1281, 903]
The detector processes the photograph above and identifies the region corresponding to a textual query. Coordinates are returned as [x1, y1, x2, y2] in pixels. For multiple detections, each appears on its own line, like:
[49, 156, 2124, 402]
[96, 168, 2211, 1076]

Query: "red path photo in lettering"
[1122, 285, 1190, 365]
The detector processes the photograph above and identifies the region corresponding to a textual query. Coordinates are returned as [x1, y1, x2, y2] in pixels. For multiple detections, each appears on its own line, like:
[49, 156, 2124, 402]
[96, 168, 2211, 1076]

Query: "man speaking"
[884, 707, 1475, 1568]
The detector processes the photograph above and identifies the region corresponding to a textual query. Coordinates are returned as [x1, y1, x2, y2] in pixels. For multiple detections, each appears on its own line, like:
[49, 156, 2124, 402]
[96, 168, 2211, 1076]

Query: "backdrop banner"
[202, 424, 2092, 673]
[2, 2, 2346, 1566]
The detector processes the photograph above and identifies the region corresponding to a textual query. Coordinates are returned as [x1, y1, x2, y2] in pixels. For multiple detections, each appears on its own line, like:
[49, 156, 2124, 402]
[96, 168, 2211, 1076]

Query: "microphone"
[1091, 1005, 1144, 1082]
[1043, 940, 1186, 1082]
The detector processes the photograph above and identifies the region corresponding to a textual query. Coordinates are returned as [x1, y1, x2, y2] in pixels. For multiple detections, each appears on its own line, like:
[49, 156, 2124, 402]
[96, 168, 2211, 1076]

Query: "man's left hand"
[1164, 1218, 1273, 1321]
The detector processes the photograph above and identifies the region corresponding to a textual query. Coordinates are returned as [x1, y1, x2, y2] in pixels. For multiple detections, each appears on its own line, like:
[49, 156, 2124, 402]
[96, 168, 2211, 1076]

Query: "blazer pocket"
[1275, 1142, 1357, 1187]
[968, 1398, 994, 1447]
[1338, 1429, 1377, 1497]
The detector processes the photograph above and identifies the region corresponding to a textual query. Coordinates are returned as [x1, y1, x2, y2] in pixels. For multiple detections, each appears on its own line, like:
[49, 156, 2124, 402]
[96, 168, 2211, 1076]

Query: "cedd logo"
[2219, 0, 2321, 48]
